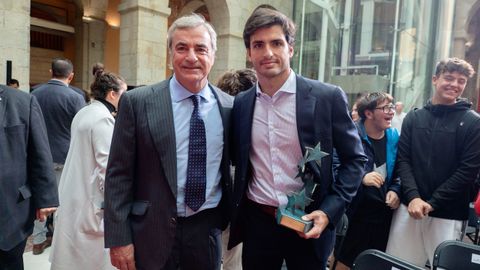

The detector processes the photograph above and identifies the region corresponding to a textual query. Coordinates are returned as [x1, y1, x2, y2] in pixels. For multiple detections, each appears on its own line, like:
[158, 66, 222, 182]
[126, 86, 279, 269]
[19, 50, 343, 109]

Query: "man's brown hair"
[434, 58, 475, 78]
[243, 7, 296, 49]
[216, 69, 257, 96]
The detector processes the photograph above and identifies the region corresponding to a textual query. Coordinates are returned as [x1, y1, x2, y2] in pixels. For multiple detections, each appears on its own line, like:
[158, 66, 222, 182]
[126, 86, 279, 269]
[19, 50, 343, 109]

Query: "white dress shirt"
[170, 76, 224, 217]
[246, 70, 303, 207]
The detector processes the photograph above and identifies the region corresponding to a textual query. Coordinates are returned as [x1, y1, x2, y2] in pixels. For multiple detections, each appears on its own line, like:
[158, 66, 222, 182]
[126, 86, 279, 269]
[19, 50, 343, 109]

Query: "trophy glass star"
[276, 142, 329, 233]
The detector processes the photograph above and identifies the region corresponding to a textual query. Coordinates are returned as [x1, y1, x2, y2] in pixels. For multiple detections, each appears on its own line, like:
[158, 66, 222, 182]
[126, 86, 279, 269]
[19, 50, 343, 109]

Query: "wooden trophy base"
[276, 207, 313, 233]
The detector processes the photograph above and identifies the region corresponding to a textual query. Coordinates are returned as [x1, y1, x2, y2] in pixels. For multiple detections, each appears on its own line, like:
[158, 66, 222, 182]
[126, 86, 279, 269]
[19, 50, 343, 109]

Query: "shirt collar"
[256, 69, 297, 97]
[50, 78, 69, 86]
[170, 75, 212, 103]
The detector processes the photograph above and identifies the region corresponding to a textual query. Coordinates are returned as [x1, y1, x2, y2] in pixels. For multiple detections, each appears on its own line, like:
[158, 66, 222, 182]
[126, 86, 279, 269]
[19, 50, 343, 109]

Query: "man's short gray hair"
[167, 13, 217, 53]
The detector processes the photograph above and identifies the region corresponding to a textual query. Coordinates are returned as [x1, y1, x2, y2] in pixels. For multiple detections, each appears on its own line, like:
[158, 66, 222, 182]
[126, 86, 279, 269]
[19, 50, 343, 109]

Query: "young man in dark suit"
[0, 85, 58, 269]
[228, 8, 367, 269]
[104, 13, 232, 270]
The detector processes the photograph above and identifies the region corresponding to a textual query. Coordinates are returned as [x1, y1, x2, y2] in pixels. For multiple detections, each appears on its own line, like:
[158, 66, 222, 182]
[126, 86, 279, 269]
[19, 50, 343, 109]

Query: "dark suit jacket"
[229, 75, 367, 249]
[31, 80, 85, 164]
[0, 85, 59, 251]
[104, 79, 233, 269]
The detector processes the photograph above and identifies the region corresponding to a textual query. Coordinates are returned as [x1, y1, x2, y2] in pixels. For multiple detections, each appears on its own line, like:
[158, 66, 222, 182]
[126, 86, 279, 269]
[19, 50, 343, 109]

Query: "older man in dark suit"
[0, 85, 58, 270]
[228, 8, 367, 270]
[105, 13, 232, 270]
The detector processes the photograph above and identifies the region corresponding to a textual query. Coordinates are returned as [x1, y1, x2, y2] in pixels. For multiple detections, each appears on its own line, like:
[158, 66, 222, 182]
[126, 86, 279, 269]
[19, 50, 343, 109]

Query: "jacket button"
[171, 217, 176, 224]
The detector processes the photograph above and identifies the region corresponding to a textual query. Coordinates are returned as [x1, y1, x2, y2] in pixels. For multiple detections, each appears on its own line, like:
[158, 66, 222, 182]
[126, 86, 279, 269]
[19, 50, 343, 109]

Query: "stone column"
[0, 1, 31, 92]
[76, 19, 107, 90]
[74, 0, 108, 90]
[118, 0, 170, 86]
[206, 0, 246, 83]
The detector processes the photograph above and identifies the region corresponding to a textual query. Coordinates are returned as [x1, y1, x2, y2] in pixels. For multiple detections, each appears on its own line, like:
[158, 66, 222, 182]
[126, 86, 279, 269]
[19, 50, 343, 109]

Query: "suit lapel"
[296, 76, 316, 150]
[146, 81, 178, 198]
[239, 89, 256, 155]
[210, 85, 230, 132]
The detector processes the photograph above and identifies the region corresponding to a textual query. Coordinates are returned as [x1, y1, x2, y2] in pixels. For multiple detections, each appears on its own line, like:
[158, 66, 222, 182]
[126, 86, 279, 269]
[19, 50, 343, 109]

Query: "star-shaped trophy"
[276, 143, 329, 233]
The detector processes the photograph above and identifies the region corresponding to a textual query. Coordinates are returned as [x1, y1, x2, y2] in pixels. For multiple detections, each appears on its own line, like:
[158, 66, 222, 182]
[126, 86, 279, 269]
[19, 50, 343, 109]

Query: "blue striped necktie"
[185, 95, 206, 211]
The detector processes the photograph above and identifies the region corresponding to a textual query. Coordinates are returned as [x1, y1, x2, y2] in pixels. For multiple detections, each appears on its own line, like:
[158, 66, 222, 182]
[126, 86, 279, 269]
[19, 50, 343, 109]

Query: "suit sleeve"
[28, 95, 59, 209]
[396, 111, 420, 204]
[320, 88, 367, 226]
[104, 94, 136, 248]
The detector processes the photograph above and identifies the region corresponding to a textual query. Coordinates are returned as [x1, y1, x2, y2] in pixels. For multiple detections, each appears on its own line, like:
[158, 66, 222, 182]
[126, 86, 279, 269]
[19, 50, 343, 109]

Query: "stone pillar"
[118, 0, 170, 86]
[76, 0, 108, 90]
[206, 0, 246, 83]
[76, 19, 107, 90]
[0, 1, 31, 92]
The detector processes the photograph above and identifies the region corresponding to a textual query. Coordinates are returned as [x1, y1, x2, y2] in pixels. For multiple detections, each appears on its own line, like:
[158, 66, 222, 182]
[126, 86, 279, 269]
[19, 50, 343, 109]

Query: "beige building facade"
[0, 0, 291, 92]
[0, 0, 479, 109]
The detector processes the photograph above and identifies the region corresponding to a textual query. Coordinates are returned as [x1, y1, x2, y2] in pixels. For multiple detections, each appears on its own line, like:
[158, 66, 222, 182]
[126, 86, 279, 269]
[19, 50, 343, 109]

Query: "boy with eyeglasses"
[386, 58, 480, 268]
[335, 92, 400, 270]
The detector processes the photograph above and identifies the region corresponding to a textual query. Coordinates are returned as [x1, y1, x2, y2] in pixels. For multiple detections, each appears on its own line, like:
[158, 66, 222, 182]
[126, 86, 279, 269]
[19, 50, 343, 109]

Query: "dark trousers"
[164, 208, 222, 270]
[0, 239, 27, 270]
[242, 200, 335, 270]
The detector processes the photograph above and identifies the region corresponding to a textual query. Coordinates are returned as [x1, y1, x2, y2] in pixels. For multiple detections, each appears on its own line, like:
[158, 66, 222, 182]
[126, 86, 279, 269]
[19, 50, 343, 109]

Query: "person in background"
[351, 102, 360, 122]
[7, 79, 19, 89]
[386, 58, 480, 268]
[49, 71, 126, 270]
[228, 7, 366, 269]
[92, 62, 105, 77]
[31, 57, 86, 255]
[0, 85, 58, 270]
[391, 101, 407, 134]
[104, 13, 233, 270]
[216, 68, 257, 270]
[335, 92, 400, 270]
[217, 69, 257, 96]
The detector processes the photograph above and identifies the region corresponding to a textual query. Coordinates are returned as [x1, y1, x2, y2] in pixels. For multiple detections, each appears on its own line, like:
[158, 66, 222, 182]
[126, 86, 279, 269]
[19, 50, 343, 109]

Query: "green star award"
[276, 143, 329, 233]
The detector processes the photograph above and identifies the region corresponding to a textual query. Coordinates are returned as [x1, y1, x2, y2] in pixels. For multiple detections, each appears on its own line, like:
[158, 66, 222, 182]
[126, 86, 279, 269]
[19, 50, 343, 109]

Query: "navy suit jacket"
[32, 80, 85, 164]
[0, 85, 58, 251]
[104, 79, 233, 269]
[229, 75, 367, 249]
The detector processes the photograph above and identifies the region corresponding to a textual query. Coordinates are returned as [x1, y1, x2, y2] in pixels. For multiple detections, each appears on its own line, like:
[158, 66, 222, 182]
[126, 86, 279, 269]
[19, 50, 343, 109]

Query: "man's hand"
[407, 198, 433, 219]
[299, 210, 329, 239]
[385, 191, 400, 209]
[36, 207, 57, 222]
[362, 172, 385, 188]
[110, 244, 136, 270]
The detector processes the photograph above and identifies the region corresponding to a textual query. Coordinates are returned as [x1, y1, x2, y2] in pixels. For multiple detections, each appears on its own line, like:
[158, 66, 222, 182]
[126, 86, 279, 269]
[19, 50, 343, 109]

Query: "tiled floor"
[21, 234, 479, 270]
[24, 247, 51, 270]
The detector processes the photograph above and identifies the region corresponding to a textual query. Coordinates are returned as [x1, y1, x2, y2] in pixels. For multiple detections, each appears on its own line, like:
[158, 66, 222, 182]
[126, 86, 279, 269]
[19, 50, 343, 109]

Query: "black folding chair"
[331, 213, 349, 269]
[465, 204, 480, 245]
[432, 240, 480, 270]
[352, 249, 424, 270]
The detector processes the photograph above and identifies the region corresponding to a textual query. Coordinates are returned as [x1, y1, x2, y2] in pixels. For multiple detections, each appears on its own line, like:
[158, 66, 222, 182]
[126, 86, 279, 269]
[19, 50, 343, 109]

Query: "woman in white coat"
[49, 71, 126, 270]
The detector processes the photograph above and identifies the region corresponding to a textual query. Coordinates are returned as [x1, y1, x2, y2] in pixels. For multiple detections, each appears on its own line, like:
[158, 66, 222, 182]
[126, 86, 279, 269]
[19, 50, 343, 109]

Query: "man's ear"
[364, 110, 374, 120]
[246, 49, 252, 62]
[288, 44, 294, 58]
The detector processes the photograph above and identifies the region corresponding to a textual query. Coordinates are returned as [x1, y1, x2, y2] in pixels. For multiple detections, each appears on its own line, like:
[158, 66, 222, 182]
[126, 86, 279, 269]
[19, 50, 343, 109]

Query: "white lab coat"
[50, 100, 116, 270]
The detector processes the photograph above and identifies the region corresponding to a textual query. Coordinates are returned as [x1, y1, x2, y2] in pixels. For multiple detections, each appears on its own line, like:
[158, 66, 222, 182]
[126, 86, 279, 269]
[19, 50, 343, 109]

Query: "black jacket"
[398, 99, 480, 220]
[0, 85, 58, 251]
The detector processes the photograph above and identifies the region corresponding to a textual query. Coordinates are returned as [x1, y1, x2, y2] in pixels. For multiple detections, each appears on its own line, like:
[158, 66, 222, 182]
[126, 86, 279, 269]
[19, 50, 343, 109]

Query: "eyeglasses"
[375, 104, 395, 113]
